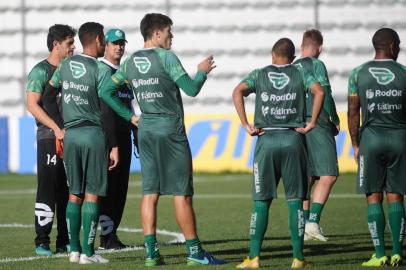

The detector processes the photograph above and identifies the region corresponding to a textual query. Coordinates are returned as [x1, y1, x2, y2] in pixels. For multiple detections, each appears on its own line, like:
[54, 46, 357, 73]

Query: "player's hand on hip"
[333, 124, 340, 136]
[244, 123, 262, 136]
[198, 55, 216, 74]
[295, 122, 315, 134]
[109, 147, 119, 170]
[353, 145, 360, 164]
[131, 115, 139, 127]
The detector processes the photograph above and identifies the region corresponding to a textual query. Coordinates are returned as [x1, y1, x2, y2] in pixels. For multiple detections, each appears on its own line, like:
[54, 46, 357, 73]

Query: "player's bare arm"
[26, 91, 64, 140]
[296, 82, 325, 134]
[347, 94, 360, 162]
[232, 82, 262, 136]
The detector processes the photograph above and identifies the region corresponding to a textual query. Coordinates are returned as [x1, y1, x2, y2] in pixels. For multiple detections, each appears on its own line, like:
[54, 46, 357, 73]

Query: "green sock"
[288, 199, 305, 260]
[66, 201, 81, 252]
[308, 202, 324, 223]
[82, 201, 99, 257]
[249, 200, 271, 259]
[367, 203, 386, 258]
[186, 237, 204, 258]
[388, 201, 405, 256]
[303, 209, 310, 222]
[145, 234, 160, 258]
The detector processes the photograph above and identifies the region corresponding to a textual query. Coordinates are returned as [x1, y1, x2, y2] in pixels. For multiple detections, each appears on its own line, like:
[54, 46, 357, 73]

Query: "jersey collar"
[272, 63, 291, 67]
[80, 53, 97, 59]
[100, 58, 119, 69]
[372, 59, 395, 62]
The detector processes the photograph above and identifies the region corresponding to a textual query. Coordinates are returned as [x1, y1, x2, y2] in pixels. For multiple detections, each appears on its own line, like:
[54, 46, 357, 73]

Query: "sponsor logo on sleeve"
[69, 61, 87, 79]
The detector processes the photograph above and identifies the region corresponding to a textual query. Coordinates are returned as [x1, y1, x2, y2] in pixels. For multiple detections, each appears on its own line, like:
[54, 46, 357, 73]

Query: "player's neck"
[82, 46, 98, 58]
[104, 56, 119, 65]
[47, 51, 62, 67]
[374, 52, 394, 60]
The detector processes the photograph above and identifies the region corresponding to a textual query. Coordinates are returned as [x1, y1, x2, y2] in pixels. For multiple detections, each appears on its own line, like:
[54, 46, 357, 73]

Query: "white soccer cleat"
[305, 222, 328, 241]
[69, 251, 80, 263]
[303, 232, 312, 241]
[79, 254, 109, 264]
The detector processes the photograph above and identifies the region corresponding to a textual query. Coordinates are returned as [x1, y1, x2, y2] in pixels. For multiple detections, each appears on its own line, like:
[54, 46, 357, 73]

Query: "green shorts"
[252, 130, 308, 200]
[138, 115, 193, 196]
[64, 126, 108, 196]
[358, 126, 406, 194]
[305, 124, 339, 178]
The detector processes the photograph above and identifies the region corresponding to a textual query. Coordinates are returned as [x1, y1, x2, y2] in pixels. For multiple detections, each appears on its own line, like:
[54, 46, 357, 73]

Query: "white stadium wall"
[0, 0, 405, 173]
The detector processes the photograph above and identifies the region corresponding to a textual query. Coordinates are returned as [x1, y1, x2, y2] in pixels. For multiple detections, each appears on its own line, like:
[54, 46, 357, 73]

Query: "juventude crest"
[134, 57, 151, 74]
[368, 67, 395, 85]
[268, 72, 290, 90]
[69, 61, 87, 79]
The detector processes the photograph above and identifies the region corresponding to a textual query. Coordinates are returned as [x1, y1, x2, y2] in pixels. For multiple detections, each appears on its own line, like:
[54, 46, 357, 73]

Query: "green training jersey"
[26, 59, 60, 140]
[348, 59, 406, 129]
[50, 54, 108, 129]
[294, 57, 339, 127]
[243, 64, 317, 128]
[111, 47, 187, 119]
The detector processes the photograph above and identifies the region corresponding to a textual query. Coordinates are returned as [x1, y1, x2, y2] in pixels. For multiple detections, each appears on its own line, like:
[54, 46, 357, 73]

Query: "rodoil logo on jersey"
[268, 72, 290, 89]
[368, 67, 395, 85]
[261, 92, 296, 102]
[132, 77, 159, 89]
[134, 57, 151, 74]
[69, 61, 87, 79]
[366, 89, 402, 99]
[62, 80, 89, 92]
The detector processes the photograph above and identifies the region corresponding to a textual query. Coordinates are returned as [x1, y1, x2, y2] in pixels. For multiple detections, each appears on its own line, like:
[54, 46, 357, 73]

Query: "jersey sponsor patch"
[69, 61, 87, 79]
[267, 72, 290, 89]
[133, 57, 151, 74]
[368, 67, 395, 85]
[64, 93, 71, 104]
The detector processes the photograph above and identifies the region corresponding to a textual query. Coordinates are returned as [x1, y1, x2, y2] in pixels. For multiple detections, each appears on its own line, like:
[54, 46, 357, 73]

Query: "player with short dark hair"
[348, 28, 405, 267]
[233, 38, 325, 269]
[45, 21, 137, 264]
[99, 13, 226, 267]
[26, 24, 75, 256]
[294, 29, 340, 242]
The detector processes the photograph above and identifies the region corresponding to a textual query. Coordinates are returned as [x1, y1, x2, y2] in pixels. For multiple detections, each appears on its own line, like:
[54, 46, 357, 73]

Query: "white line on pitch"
[0, 224, 184, 263]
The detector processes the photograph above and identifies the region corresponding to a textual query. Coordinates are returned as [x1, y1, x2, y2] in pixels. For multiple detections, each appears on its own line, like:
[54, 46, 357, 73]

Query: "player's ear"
[53, 40, 59, 51]
[318, 45, 323, 54]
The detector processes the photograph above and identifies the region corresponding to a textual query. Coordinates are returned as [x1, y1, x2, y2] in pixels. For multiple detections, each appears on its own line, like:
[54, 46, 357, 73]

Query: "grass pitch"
[0, 173, 402, 269]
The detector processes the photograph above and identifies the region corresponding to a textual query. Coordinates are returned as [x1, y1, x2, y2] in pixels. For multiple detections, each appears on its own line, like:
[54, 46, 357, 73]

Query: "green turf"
[0, 173, 403, 269]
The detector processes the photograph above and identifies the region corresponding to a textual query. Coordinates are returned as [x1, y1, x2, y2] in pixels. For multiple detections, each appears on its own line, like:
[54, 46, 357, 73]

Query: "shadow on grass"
[174, 232, 378, 263]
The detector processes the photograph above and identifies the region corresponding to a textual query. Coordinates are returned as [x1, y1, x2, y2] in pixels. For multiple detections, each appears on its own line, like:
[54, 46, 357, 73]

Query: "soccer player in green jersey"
[348, 28, 406, 267]
[233, 38, 325, 269]
[26, 24, 75, 256]
[45, 22, 137, 264]
[294, 29, 340, 242]
[99, 13, 226, 266]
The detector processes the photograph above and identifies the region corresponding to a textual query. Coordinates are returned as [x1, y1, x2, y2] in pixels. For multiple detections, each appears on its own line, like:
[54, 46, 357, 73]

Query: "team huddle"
[26, 12, 405, 268]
